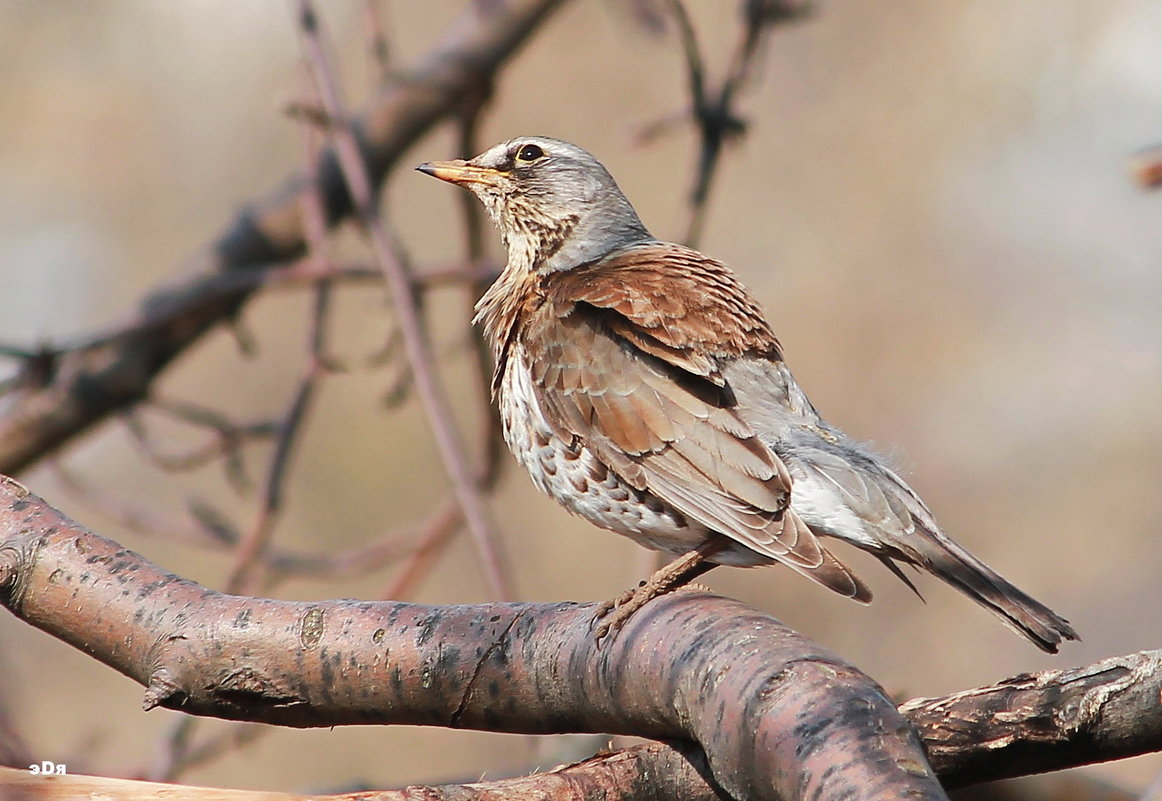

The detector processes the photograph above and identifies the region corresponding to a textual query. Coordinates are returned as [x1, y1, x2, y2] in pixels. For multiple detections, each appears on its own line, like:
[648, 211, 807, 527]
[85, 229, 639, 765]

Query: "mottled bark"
[903, 649, 1162, 787]
[4, 478, 1160, 799]
[0, 745, 728, 801]
[0, 0, 566, 476]
[0, 746, 1145, 801]
[0, 477, 945, 801]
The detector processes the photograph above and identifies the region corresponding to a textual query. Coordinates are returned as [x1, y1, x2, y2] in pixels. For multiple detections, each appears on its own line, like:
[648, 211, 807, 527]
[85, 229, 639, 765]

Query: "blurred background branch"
[0, 0, 566, 476]
[293, 0, 512, 601]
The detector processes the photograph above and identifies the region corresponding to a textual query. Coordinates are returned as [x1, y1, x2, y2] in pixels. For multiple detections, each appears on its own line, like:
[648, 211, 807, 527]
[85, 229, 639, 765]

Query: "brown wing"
[530, 242, 871, 601]
[550, 242, 782, 378]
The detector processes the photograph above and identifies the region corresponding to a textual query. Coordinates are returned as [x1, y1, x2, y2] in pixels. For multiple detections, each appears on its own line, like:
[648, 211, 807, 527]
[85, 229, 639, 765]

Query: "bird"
[417, 136, 1079, 652]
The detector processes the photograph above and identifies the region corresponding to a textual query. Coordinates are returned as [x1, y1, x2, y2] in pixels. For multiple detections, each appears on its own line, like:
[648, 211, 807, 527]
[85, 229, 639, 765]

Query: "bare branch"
[376, 499, 461, 600]
[903, 650, 1162, 788]
[294, 0, 513, 601]
[5, 755, 726, 801]
[0, 477, 947, 801]
[0, 0, 569, 476]
[147, 716, 199, 783]
[0, 741, 1149, 801]
[661, 0, 807, 246]
[362, 0, 393, 82]
[51, 462, 456, 583]
[147, 718, 268, 784]
[4, 480, 1161, 797]
[123, 399, 279, 490]
[224, 82, 338, 597]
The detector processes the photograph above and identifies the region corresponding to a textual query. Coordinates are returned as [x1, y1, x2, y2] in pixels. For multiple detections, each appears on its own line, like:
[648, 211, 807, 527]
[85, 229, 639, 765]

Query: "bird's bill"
[416, 160, 505, 187]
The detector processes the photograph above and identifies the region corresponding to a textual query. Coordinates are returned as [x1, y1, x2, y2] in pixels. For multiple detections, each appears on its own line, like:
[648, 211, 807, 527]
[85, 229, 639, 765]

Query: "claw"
[591, 543, 725, 644]
[591, 583, 658, 644]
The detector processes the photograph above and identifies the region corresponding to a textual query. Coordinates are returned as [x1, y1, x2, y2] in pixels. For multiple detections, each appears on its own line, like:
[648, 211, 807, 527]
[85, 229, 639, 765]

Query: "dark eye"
[516, 143, 544, 162]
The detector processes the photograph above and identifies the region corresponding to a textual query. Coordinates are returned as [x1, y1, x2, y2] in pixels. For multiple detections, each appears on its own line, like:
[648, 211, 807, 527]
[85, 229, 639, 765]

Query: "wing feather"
[525, 243, 871, 602]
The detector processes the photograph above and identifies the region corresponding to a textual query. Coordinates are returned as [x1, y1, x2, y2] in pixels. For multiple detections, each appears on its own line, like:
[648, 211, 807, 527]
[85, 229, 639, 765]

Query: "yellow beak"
[416, 160, 505, 187]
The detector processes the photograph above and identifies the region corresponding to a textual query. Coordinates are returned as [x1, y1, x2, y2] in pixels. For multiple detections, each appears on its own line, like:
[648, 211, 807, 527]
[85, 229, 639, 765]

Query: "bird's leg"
[593, 536, 729, 641]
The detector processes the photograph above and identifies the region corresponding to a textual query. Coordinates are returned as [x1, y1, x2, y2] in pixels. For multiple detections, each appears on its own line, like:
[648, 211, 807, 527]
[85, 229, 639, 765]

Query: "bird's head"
[417, 136, 652, 273]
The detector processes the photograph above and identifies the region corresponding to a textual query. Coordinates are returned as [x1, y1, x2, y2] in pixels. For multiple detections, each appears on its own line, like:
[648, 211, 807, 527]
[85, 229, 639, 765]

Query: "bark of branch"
[0, 0, 566, 476]
[0, 756, 1142, 801]
[4, 479, 1160, 799]
[0, 477, 945, 801]
[2, 749, 719, 801]
[903, 649, 1162, 787]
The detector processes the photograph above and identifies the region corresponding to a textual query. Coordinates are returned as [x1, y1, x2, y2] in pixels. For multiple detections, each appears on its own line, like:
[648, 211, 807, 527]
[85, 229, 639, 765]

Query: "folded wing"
[530, 242, 871, 601]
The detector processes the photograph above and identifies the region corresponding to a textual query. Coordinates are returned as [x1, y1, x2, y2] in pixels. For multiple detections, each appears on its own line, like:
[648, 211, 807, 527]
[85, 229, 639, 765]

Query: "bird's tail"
[901, 528, 1079, 654]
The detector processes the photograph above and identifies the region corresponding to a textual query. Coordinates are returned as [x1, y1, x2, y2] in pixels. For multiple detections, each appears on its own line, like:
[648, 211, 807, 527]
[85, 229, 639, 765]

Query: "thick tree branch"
[0, 742, 1148, 801]
[4, 478, 1161, 797]
[903, 650, 1162, 787]
[1, 744, 732, 801]
[0, 0, 566, 476]
[6, 480, 1162, 797]
[0, 477, 946, 801]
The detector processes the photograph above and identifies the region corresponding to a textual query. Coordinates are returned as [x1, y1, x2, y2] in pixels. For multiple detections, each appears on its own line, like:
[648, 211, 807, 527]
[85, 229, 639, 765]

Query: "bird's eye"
[516, 143, 544, 162]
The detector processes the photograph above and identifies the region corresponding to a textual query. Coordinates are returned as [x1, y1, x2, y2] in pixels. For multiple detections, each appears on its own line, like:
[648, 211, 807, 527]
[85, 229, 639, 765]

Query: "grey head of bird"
[417, 136, 652, 274]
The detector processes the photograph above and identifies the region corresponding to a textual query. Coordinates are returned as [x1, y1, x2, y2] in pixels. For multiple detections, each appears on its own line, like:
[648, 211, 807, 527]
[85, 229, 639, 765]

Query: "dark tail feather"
[901, 532, 1079, 654]
[876, 555, 924, 601]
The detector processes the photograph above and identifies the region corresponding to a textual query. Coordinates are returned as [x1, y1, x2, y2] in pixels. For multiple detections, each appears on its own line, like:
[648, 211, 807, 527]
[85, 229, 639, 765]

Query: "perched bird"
[418, 136, 1079, 652]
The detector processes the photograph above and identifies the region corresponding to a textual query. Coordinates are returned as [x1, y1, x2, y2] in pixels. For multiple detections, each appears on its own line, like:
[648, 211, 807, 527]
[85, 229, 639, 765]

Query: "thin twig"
[362, 0, 392, 82]
[377, 499, 461, 599]
[51, 258, 476, 357]
[122, 399, 279, 490]
[294, 0, 513, 601]
[663, 0, 806, 247]
[272, 515, 437, 580]
[172, 723, 268, 776]
[149, 109, 345, 770]
[223, 303, 327, 595]
[52, 461, 234, 549]
[0, 0, 568, 477]
[0, 344, 40, 360]
[146, 716, 197, 783]
[54, 459, 448, 581]
[455, 91, 508, 490]
[16, 260, 381, 360]
[224, 79, 338, 597]
[665, 0, 718, 246]
[0, 344, 57, 396]
[414, 258, 497, 289]
[148, 718, 268, 781]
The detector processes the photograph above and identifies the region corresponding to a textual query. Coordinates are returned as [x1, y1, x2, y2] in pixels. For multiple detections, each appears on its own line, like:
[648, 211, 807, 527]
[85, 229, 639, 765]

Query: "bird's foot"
[592, 580, 656, 643]
[592, 544, 725, 643]
[592, 578, 715, 642]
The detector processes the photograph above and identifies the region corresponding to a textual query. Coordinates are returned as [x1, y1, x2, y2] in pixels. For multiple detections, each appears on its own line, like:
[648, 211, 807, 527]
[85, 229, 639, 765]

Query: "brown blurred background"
[1, 0, 1160, 794]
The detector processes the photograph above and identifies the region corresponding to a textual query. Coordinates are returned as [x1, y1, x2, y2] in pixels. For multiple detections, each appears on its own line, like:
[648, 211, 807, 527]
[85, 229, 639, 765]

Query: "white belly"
[497, 346, 712, 555]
